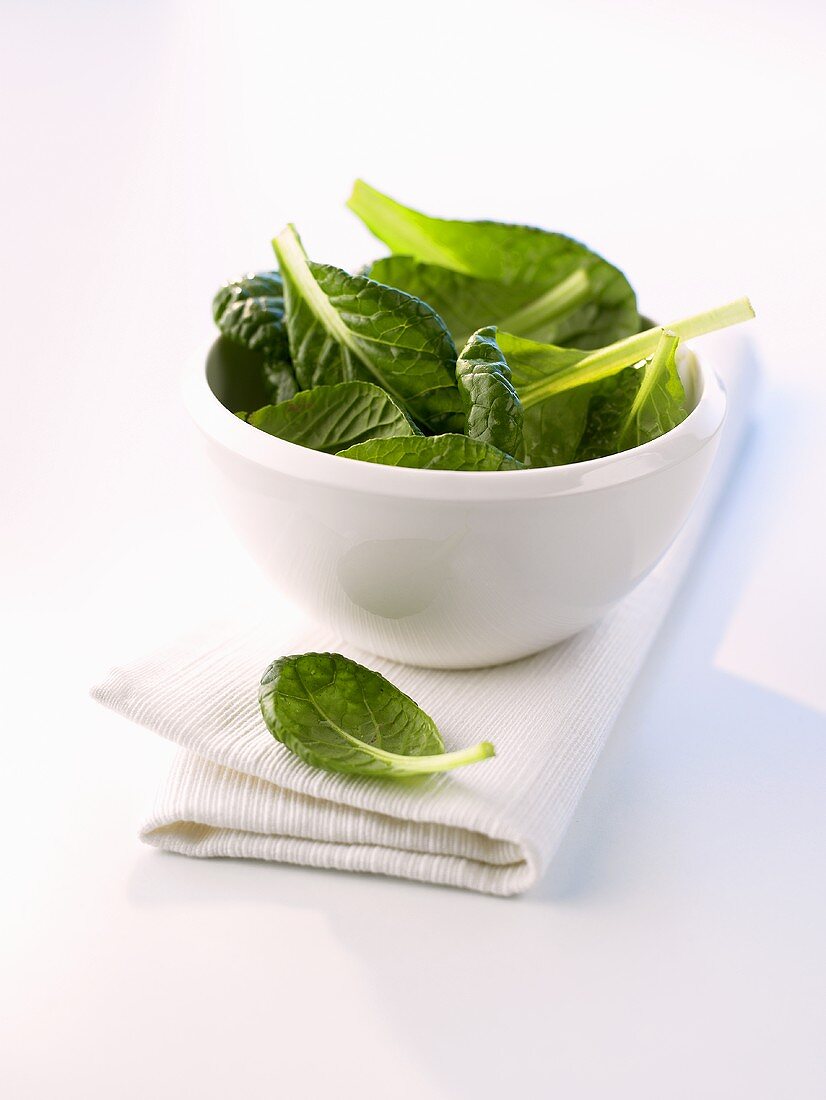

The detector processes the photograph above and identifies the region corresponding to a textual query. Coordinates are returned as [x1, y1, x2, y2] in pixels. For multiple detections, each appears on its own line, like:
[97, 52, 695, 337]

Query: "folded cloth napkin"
[92, 341, 753, 896]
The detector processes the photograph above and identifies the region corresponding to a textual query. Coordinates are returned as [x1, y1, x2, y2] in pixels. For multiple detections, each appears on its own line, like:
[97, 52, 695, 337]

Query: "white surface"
[187, 338, 726, 666]
[1, 1, 824, 1097]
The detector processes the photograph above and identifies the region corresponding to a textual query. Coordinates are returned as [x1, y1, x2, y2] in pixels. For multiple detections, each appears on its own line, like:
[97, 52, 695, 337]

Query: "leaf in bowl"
[213, 272, 287, 354]
[259, 653, 495, 778]
[348, 180, 639, 348]
[245, 381, 416, 453]
[338, 434, 523, 471]
[500, 298, 754, 465]
[212, 271, 298, 406]
[456, 327, 523, 457]
[272, 225, 464, 435]
[575, 329, 688, 461]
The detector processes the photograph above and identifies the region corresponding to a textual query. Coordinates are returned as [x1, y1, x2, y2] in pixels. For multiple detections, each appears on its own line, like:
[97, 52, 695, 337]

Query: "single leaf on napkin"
[259, 653, 495, 778]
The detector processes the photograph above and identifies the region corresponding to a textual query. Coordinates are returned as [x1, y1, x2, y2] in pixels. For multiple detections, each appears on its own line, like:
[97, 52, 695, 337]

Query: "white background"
[2, 2, 825, 1097]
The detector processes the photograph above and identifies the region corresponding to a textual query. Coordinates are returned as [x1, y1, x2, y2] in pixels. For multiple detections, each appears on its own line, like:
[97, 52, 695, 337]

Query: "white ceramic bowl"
[184, 340, 725, 668]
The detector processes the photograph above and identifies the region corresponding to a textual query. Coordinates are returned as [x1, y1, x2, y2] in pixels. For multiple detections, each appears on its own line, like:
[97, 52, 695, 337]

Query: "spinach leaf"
[208, 335, 297, 415]
[569, 330, 688, 461]
[366, 257, 598, 348]
[260, 358, 300, 405]
[259, 653, 495, 777]
[213, 271, 288, 356]
[617, 330, 687, 450]
[456, 327, 523, 457]
[212, 271, 298, 406]
[338, 434, 523, 471]
[508, 297, 755, 408]
[573, 368, 643, 462]
[501, 299, 752, 466]
[245, 381, 415, 453]
[348, 181, 639, 348]
[522, 387, 593, 467]
[272, 225, 464, 435]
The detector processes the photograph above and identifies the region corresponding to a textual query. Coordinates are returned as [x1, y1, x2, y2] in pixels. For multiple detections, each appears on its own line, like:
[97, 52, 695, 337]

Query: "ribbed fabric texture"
[92, 355, 750, 895]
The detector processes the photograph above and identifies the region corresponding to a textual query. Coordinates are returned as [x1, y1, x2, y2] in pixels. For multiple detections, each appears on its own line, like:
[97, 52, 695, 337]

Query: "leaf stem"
[520, 296, 754, 408]
[498, 268, 591, 338]
[337, 733, 495, 773]
[370, 740, 496, 774]
[272, 225, 357, 353]
[300, 685, 495, 774]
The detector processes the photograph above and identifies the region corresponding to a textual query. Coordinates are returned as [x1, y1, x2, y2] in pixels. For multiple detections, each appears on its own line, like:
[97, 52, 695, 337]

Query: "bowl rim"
[183, 338, 727, 502]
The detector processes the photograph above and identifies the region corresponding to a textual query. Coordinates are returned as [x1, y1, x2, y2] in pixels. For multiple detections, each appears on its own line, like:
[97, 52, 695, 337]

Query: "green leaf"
[619, 329, 687, 448]
[272, 225, 464, 435]
[246, 382, 415, 453]
[522, 387, 593, 467]
[212, 271, 298, 407]
[513, 297, 755, 410]
[338, 434, 523, 471]
[366, 257, 592, 348]
[573, 367, 644, 462]
[349, 180, 639, 348]
[501, 299, 753, 466]
[565, 332, 688, 465]
[208, 335, 297, 415]
[456, 327, 523, 457]
[258, 653, 495, 777]
[213, 271, 289, 357]
[261, 358, 300, 404]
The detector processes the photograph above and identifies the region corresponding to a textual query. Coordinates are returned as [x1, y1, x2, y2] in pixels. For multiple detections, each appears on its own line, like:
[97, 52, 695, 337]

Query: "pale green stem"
[367, 740, 496, 774]
[520, 296, 754, 408]
[499, 268, 591, 337]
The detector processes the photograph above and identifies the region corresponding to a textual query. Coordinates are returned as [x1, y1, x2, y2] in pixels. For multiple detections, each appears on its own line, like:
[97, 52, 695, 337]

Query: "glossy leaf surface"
[213, 272, 287, 354]
[212, 271, 298, 406]
[456, 327, 523, 457]
[338, 434, 523, 471]
[350, 181, 639, 348]
[259, 653, 495, 777]
[617, 330, 687, 450]
[272, 225, 463, 435]
[245, 382, 415, 453]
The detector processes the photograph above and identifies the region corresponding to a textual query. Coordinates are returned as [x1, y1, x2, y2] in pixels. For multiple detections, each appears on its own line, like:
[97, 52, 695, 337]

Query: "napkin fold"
[92, 339, 753, 896]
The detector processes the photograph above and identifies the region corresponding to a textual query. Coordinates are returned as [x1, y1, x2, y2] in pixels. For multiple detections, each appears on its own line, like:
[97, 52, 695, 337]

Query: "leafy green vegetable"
[349, 180, 639, 348]
[212, 271, 298, 405]
[214, 188, 755, 472]
[244, 382, 415, 453]
[208, 335, 296, 415]
[366, 258, 601, 349]
[213, 271, 289, 357]
[617, 330, 686, 450]
[573, 368, 643, 462]
[338, 434, 523, 470]
[272, 225, 464, 435]
[511, 297, 755, 408]
[258, 653, 495, 777]
[503, 300, 753, 466]
[571, 330, 688, 460]
[522, 387, 593, 468]
[456, 327, 523, 457]
[260, 358, 300, 405]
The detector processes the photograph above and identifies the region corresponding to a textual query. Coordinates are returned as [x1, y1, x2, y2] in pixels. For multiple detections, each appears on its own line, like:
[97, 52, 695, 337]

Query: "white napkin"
[92, 338, 753, 895]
